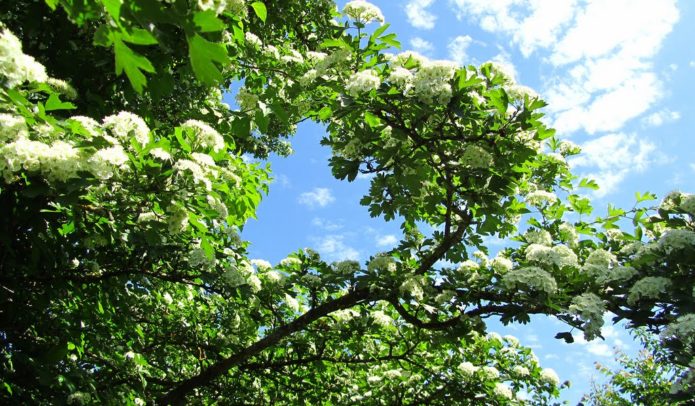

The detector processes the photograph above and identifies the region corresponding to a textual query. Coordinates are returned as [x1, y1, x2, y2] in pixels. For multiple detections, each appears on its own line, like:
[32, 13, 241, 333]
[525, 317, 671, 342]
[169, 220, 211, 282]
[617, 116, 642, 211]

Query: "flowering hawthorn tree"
[0, 0, 693, 404]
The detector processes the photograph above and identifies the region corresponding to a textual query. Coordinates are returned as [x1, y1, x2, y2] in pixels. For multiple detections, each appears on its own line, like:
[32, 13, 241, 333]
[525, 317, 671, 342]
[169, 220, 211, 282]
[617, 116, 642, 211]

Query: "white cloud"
[313, 234, 359, 261]
[586, 342, 612, 357]
[376, 234, 398, 247]
[448, 35, 473, 65]
[570, 133, 656, 196]
[298, 188, 335, 208]
[410, 37, 434, 54]
[643, 109, 681, 127]
[450, 0, 679, 136]
[405, 0, 437, 30]
[311, 217, 343, 231]
[272, 173, 291, 188]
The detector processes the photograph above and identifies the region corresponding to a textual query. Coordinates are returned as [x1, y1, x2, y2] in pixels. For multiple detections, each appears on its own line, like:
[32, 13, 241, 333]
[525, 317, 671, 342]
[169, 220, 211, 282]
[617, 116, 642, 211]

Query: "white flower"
[174, 159, 212, 190]
[460, 144, 493, 168]
[166, 204, 189, 234]
[659, 229, 695, 254]
[149, 147, 171, 161]
[245, 32, 262, 47]
[525, 190, 557, 206]
[0, 113, 28, 141]
[582, 249, 617, 277]
[279, 257, 302, 268]
[512, 365, 529, 376]
[197, 0, 226, 14]
[525, 229, 553, 246]
[182, 119, 225, 152]
[134, 398, 146, 406]
[188, 247, 216, 269]
[162, 292, 173, 305]
[480, 366, 499, 380]
[558, 222, 579, 246]
[0, 28, 48, 87]
[491, 255, 513, 274]
[504, 335, 520, 347]
[502, 266, 558, 294]
[88, 145, 130, 180]
[250, 259, 272, 271]
[343, 1, 385, 24]
[102, 112, 150, 146]
[627, 277, 672, 305]
[284, 293, 300, 312]
[458, 361, 478, 376]
[345, 69, 381, 97]
[387, 66, 413, 89]
[568, 293, 605, 340]
[411, 60, 458, 104]
[372, 310, 392, 327]
[206, 195, 228, 219]
[458, 260, 479, 272]
[540, 368, 560, 386]
[493, 383, 513, 399]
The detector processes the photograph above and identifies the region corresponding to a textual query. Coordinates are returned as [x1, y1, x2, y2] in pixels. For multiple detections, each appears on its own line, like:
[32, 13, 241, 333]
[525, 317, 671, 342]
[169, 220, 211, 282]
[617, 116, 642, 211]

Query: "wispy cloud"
[298, 188, 335, 208]
[376, 234, 398, 247]
[311, 217, 343, 231]
[570, 133, 657, 197]
[312, 234, 359, 262]
[447, 35, 473, 65]
[643, 109, 680, 127]
[405, 0, 437, 30]
[410, 37, 434, 55]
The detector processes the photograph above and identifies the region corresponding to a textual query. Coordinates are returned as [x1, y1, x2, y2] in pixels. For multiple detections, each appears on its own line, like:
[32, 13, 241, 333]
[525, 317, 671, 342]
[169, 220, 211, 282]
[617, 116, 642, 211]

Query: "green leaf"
[122, 28, 158, 45]
[578, 178, 599, 191]
[102, 0, 123, 22]
[250, 2, 267, 22]
[193, 11, 226, 33]
[379, 33, 400, 48]
[635, 191, 657, 203]
[45, 93, 76, 111]
[114, 38, 155, 93]
[187, 33, 229, 86]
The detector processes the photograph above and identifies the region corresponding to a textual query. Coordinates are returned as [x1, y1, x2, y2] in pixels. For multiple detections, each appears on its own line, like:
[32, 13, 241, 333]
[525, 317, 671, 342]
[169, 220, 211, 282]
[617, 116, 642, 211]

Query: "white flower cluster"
[188, 246, 216, 269]
[0, 114, 28, 141]
[658, 229, 695, 255]
[581, 249, 616, 278]
[558, 222, 579, 246]
[197, 0, 246, 16]
[502, 266, 558, 294]
[411, 60, 458, 104]
[662, 314, 695, 352]
[493, 383, 513, 399]
[342, 1, 385, 24]
[174, 159, 213, 190]
[525, 229, 553, 246]
[0, 28, 48, 88]
[491, 255, 513, 274]
[166, 204, 189, 234]
[102, 111, 150, 146]
[345, 69, 381, 97]
[182, 119, 225, 152]
[236, 86, 259, 112]
[400, 276, 425, 301]
[371, 309, 392, 327]
[627, 276, 672, 305]
[525, 244, 578, 269]
[456, 362, 478, 379]
[568, 293, 605, 340]
[540, 368, 560, 386]
[367, 255, 395, 273]
[595, 265, 637, 286]
[460, 144, 493, 168]
[250, 259, 272, 271]
[525, 190, 558, 207]
[558, 140, 581, 156]
[387, 66, 413, 89]
[279, 257, 302, 268]
[458, 259, 479, 272]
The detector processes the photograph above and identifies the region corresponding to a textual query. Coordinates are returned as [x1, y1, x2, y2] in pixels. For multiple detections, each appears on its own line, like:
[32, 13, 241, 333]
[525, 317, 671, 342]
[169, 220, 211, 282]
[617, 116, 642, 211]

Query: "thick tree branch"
[157, 286, 376, 404]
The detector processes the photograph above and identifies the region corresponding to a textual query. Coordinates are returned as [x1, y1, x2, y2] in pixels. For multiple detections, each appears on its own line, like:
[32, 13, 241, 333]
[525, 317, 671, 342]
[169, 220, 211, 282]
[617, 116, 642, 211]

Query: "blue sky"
[234, 0, 695, 402]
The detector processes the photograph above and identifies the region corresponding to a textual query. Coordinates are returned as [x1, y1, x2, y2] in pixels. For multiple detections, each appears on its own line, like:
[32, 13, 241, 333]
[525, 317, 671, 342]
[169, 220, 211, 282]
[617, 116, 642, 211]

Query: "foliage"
[582, 329, 690, 405]
[0, 0, 693, 404]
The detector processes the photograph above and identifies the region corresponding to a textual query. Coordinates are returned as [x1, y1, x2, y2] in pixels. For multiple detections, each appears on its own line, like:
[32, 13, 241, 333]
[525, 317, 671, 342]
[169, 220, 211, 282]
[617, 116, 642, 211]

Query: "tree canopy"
[0, 0, 693, 404]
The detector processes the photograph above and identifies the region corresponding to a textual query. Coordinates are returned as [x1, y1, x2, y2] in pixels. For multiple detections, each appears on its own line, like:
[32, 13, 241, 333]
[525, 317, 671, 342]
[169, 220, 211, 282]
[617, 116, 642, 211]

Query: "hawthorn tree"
[0, 0, 693, 404]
